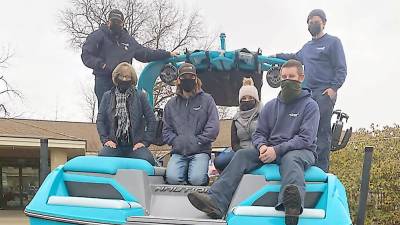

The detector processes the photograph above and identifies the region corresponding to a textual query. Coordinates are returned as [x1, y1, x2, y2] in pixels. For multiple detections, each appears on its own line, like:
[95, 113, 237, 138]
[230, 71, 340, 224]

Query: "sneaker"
[282, 185, 302, 225]
[187, 192, 224, 219]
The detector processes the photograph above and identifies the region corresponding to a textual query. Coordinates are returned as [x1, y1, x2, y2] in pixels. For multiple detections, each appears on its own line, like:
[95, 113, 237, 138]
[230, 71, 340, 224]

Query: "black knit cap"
[108, 9, 124, 22]
[307, 9, 327, 23]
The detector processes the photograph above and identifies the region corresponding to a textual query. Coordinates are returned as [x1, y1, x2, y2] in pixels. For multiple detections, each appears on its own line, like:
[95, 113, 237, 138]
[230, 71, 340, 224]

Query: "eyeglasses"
[117, 75, 131, 81]
[178, 74, 196, 80]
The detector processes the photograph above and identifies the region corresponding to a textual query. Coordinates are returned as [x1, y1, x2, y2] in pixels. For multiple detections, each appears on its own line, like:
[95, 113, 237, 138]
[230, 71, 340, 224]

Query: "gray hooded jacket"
[162, 90, 219, 156]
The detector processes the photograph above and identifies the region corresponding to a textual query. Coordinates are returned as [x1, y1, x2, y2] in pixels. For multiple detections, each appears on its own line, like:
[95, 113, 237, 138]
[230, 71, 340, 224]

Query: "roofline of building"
[0, 136, 87, 150]
[0, 117, 95, 125]
[0, 118, 95, 140]
[0, 117, 232, 124]
[0, 134, 85, 142]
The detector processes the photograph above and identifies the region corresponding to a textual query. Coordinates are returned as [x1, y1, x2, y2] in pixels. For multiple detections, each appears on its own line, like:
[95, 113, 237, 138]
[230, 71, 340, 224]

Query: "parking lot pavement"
[0, 210, 29, 225]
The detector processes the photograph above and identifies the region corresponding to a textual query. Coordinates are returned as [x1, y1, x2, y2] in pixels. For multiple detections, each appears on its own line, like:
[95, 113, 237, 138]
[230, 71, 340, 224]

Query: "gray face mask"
[308, 23, 322, 36]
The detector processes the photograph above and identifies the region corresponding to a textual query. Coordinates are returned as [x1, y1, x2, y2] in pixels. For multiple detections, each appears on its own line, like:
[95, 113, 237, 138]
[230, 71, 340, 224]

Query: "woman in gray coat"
[214, 78, 260, 172]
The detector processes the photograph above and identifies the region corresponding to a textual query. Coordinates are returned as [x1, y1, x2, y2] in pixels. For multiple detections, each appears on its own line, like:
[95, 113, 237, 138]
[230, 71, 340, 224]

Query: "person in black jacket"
[96, 62, 157, 165]
[81, 9, 177, 105]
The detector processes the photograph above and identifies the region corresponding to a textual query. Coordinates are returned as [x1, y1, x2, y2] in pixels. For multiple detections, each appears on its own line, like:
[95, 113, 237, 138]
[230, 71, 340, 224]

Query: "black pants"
[95, 75, 114, 108]
[311, 89, 337, 172]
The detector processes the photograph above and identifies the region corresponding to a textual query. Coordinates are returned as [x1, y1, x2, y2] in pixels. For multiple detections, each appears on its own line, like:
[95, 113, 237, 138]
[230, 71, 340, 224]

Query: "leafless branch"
[0, 50, 23, 117]
[217, 106, 235, 120]
[0, 47, 13, 68]
[80, 81, 97, 122]
[153, 77, 175, 108]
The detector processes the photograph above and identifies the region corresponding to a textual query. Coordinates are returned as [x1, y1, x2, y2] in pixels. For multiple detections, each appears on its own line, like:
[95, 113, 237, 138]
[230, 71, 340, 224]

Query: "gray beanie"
[238, 78, 259, 102]
[307, 9, 327, 23]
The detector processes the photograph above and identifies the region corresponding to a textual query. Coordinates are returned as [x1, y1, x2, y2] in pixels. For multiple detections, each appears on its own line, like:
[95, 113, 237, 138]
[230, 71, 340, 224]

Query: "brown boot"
[187, 192, 224, 219]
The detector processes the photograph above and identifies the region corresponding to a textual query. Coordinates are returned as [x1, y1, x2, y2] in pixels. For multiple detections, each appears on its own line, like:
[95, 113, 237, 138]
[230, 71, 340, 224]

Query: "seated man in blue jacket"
[188, 60, 320, 225]
[96, 62, 157, 166]
[163, 63, 219, 186]
[81, 9, 177, 106]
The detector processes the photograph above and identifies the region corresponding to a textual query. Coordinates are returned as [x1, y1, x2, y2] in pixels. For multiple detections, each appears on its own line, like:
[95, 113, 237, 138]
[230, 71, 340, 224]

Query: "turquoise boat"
[25, 33, 364, 225]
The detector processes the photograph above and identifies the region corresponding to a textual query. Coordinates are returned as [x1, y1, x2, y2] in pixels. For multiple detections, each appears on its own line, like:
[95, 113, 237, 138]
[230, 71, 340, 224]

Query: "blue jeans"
[312, 89, 337, 172]
[166, 153, 210, 186]
[98, 145, 157, 166]
[213, 148, 235, 173]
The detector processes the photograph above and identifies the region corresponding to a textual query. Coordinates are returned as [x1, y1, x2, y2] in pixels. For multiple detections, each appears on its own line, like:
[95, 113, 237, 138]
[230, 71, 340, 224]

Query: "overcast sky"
[0, 0, 399, 129]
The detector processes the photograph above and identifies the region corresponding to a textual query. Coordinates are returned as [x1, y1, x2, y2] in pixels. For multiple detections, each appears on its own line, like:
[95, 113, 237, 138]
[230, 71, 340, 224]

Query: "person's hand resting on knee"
[259, 145, 277, 163]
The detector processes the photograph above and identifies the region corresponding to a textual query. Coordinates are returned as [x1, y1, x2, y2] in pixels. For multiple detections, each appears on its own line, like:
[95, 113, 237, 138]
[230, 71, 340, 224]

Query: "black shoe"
[187, 192, 224, 219]
[283, 185, 302, 225]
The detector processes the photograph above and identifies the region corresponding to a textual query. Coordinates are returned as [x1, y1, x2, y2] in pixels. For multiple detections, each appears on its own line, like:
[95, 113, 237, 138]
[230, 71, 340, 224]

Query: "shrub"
[330, 124, 400, 225]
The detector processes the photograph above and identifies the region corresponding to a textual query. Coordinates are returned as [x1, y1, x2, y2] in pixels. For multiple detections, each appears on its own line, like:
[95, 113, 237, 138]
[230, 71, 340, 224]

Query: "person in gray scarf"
[213, 78, 260, 173]
[97, 62, 157, 165]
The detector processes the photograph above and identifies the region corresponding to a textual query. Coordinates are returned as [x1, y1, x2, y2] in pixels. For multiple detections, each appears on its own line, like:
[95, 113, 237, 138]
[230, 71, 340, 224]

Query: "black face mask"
[180, 79, 196, 92]
[110, 22, 123, 36]
[308, 23, 322, 37]
[239, 100, 257, 111]
[117, 80, 131, 92]
[280, 79, 302, 103]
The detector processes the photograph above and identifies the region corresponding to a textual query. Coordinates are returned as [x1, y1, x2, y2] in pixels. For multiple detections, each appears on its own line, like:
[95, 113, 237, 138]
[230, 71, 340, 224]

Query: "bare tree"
[60, 0, 149, 49]
[0, 48, 22, 117]
[80, 81, 97, 123]
[195, 33, 219, 51]
[153, 77, 175, 108]
[140, 0, 206, 51]
[217, 106, 235, 120]
[60, 0, 210, 52]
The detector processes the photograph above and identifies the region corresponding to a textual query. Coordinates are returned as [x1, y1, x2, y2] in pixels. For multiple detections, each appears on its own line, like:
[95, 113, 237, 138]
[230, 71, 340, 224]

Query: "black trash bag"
[197, 70, 262, 106]
[152, 108, 165, 146]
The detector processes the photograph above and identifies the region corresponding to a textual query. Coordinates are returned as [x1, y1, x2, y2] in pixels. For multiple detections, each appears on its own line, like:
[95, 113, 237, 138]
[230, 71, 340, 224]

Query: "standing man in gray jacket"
[163, 63, 219, 186]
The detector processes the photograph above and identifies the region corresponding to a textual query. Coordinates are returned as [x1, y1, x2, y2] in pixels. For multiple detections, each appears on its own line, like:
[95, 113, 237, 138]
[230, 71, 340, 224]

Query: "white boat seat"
[48, 196, 142, 209]
[232, 206, 325, 219]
